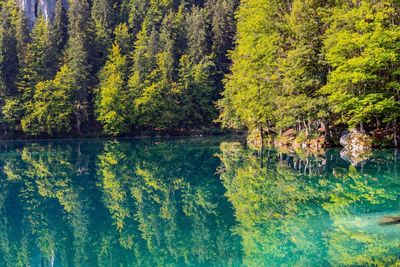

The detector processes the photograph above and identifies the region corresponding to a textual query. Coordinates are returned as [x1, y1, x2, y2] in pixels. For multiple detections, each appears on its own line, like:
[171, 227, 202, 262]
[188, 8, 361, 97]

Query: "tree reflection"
[0, 138, 241, 266]
[0, 138, 398, 266]
[219, 143, 400, 266]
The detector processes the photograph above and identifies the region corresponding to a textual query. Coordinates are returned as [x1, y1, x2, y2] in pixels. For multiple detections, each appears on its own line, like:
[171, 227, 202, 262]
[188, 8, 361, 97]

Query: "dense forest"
[0, 0, 238, 137]
[0, 0, 399, 145]
[218, 0, 400, 147]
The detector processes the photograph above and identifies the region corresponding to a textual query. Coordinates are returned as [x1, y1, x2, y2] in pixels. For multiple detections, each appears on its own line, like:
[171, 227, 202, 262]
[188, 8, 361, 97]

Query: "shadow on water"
[0, 137, 398, 266]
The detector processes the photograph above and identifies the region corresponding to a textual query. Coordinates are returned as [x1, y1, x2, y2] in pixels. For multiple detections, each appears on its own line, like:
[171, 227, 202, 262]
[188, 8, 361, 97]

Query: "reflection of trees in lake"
[96, 139, 241, 266]
[219, 143, 400, 266]
[0, 139, 241, 266]
[0, 143, 92, 266]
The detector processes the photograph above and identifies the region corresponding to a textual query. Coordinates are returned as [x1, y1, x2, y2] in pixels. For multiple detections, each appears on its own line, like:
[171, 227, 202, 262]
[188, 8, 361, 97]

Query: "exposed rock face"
[18, 0, 68, 27]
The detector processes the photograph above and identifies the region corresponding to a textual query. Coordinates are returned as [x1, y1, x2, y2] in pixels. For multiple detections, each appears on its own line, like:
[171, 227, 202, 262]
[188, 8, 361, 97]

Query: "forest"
[0, 0, 399, 145]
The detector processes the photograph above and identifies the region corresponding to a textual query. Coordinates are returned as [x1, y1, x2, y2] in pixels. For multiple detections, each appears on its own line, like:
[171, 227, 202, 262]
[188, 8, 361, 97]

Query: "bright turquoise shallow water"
[0, 137, 399, 266]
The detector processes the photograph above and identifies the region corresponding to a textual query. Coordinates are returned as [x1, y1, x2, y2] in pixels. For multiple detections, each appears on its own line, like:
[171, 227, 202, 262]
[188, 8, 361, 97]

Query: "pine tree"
[206, 0, 237, 73]
[133, 15, 180, 130]
[0, 4, 19, 133]
[51, 0, 68, 64]
[127, 0, 149, 35]
[128, 19, 158, 127]
[178, 54, 216, 129]
[17, 17, 54, 116]
[92, 0, 116, 67]
[96, 23, 131, 135]
[66, 0, 94, 135]
[186, 6, 209, 64]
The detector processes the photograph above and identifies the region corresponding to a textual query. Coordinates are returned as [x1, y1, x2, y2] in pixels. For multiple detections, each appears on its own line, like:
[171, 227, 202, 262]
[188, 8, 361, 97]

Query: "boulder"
[340, 129, 372, 152]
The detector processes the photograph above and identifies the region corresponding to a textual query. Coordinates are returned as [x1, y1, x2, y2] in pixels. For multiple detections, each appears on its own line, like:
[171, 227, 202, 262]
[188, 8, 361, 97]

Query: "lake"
[0, 137, 398, 266]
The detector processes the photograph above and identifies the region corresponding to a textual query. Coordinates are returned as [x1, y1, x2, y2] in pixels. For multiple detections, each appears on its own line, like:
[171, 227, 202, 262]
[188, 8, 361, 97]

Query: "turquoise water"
[0, 137, 398, 266]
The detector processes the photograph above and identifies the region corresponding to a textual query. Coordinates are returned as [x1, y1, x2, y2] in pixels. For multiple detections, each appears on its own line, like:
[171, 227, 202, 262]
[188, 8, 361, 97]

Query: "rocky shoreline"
[247, 127, 398, 166]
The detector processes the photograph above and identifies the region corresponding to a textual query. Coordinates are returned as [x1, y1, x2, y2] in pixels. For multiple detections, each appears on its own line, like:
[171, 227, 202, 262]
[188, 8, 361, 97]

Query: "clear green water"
[0, 137, 399, 266]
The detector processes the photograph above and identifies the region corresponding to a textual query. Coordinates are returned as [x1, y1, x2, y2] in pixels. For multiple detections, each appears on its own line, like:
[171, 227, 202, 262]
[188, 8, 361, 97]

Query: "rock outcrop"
[18, 0, 68, 27]
[340, 129, 372, 151]
[339, 129, 373, 165]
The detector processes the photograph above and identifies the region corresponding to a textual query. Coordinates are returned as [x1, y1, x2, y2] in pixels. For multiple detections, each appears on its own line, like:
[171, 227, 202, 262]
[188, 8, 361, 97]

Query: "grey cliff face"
[18, 0, 68, 26]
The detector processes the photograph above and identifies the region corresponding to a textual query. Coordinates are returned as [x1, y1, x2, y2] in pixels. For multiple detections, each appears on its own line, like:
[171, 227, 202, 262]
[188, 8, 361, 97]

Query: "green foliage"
[219, 143, 400, 266]
[5, 0, 399, 141]
[178, 54, 217, 128]
[321, 0, 400, 128]
[66, 0, 94, 134]
[0, 0, 239, 137]
[21, 65, 74, 136]
[0, 139, 242, 265]
[96, 27, 131, 135]
[218, 0, 283, 130]
[218, 0, 400, 146]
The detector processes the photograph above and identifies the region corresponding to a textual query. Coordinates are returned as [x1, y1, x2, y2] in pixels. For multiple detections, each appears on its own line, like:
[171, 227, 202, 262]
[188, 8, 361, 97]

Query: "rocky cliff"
[18, 0, 68, 26]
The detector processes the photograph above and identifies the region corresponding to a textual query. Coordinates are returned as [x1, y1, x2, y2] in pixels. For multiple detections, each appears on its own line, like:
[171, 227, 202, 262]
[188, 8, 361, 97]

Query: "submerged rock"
[379, 216, 400, 226]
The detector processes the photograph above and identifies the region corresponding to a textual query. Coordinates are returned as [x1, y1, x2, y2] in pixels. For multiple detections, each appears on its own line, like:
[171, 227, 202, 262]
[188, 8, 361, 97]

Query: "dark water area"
[0, 137, 398, 266]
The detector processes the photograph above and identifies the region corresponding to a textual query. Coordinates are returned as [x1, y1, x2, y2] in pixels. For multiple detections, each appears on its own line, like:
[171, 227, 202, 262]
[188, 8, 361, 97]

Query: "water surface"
[0, 137, 398, 266]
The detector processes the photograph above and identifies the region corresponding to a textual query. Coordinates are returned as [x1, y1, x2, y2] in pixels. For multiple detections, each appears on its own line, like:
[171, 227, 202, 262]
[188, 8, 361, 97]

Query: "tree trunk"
[394, 118, 398, 148]
[376, 116, 381, 129]
[3, 123, 7, 137]
[324, 120, 331, 146]
[259, 123, 264, 167]
[360, 122, 365, 133]
[303, 120, 308, 136]
[76, 119, 81, 136]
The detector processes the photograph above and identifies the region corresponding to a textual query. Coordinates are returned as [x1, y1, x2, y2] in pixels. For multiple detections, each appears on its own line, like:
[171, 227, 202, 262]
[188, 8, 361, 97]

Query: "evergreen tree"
[186, 6, 209, 64]
[92, 0, 116, 67]
[206, 0, 237, 73]
[51, 0, 68, 65]
[96, 23, 131, 135]
[178, 54, 216, 128]
[133, 16, 180, 130]
[0, 4, 19, 133]
[127, 0, 149, 35]
[17, 17, 55, 126]
[66, 0, 94, 135]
